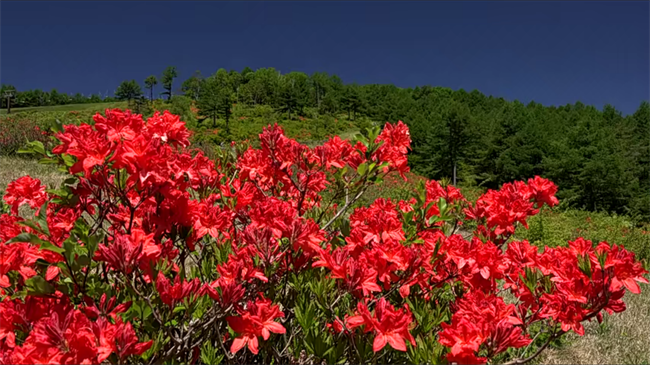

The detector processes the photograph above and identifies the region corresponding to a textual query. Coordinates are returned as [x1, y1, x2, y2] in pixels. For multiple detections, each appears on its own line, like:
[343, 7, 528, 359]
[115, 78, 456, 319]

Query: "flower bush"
[0, 109, 647, 365]
[0, 116, 51, 156]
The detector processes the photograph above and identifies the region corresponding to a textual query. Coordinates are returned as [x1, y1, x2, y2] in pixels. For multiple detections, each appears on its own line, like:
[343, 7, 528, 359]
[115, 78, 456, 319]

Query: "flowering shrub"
[0, 109, 647, 365]
[517, 209, 650, 263]
[0, 116, 51, 156]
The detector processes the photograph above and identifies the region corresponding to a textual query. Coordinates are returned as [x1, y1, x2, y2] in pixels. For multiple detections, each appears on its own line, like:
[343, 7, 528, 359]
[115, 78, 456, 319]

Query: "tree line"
[2, 66, 648, 221]
[0, 66, 180, 109]
[0, 84, 114, 107]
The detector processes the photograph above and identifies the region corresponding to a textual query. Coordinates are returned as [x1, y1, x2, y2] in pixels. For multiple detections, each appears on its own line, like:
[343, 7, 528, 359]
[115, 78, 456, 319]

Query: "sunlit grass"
[0, 101, 128, 114]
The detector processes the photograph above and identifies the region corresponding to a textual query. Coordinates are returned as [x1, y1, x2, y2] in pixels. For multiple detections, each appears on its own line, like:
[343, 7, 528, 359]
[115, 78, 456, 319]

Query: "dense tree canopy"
[114, 80, 143, 102]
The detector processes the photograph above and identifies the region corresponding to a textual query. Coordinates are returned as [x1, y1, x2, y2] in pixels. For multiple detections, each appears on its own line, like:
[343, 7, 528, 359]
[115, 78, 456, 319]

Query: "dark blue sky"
[1, 1, 648, 114]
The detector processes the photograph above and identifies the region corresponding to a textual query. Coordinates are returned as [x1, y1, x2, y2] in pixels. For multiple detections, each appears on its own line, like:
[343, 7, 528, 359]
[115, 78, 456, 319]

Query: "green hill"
[0, 101, 128, 115]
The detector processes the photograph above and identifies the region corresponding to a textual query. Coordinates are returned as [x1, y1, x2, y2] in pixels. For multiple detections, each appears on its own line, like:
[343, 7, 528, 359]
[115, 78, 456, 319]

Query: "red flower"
[347, 298, 415, 352]
[111, 317, 154, 360]
[226, 295, 285, 354]
[3, 176, 47, 214]
[155, 272, 204, 308]
[82, 293, 132, 320]
[146, 111, 191, 148]
[372, 121, 411, 179]
[439, 316, 487, 358]
[439, 291, 530, 360]
[527, 176, 559, 208]
[313, 247, 382, 297]
[53, 124, 112, 177]
[93, 109, 143, 143]
[95, 229, 161, 275]
[22, 308, 97, 364]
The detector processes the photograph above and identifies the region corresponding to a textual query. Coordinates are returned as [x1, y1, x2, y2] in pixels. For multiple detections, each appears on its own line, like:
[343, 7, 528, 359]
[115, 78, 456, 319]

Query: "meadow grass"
[0, 101, 128, 114]
[0, 156, 66, 192]
[538, 288, 650, 364]
[514, 208, 650, 364]
[489, 284, 650, 365]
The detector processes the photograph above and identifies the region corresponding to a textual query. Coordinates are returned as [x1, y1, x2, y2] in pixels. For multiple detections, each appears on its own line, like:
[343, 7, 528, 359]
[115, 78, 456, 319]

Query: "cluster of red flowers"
[346, 298, 416, 352]
[3, 176, 47, 215]
[226, 295, 286, 354]
[464, 177, 559, 244]
[0, 109, 646, 365]
[0, 294, 151, 364]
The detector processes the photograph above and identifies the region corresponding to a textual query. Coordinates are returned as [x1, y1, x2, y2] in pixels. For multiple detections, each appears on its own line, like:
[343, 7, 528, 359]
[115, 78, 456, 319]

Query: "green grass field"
[0, 101, 128, 114]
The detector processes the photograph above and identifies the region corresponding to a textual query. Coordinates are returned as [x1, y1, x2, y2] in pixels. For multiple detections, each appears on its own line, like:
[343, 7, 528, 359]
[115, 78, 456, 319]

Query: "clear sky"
[1, 1, 648, 114]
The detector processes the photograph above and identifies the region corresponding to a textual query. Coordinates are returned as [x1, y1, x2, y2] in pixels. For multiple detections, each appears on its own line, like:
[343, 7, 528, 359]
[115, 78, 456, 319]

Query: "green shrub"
[169, 96, 197, 127]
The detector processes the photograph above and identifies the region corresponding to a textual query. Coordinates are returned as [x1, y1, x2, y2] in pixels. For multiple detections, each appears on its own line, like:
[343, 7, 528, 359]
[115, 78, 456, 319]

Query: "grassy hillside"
[0, 101, 128, 114]
[0, 101, 369, 157]
[1, 103, 129, 155]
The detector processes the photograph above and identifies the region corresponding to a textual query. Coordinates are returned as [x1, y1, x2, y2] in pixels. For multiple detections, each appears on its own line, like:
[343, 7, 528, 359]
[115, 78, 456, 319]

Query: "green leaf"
[37, 202, 50, 236]
[7, 233, 65, 254]
[597, 250, 608, 270]
[428, 215, 440, 226]
[62, 154, 76, 168]
[26, 276, 56, 295]
[339, 219, 351, 237]
[438, 198, 448, 215]
[32, 141, 46, 155]
[63, 239, 77, 263]
[17, 141, 45, 156]
[16, 220, 46, 235]
[86, 234, 101, 257]
[357, 162, 368, 176]
[38, 158, 59, 165]
[50, 119, 64, 134]
[578, 254, 592, 277]
[77, 255, 91, 267]
[46, 188, 69, 197]
[16, 147, 34, 155]
[354, 134, 369, 148]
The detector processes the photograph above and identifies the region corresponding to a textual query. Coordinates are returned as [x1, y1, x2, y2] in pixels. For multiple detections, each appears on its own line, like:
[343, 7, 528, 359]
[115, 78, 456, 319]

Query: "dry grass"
[0, 156, 66, 192]
[538, 287, 650, 365]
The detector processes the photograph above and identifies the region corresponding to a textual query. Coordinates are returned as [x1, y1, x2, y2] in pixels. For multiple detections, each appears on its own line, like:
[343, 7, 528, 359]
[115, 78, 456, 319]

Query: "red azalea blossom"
[0, 108, 645, 365]
[226, 295, 286, 354]
[347, 298, 415, 352]
[156, 271, 205, 307]
[3, 176, 47, 214]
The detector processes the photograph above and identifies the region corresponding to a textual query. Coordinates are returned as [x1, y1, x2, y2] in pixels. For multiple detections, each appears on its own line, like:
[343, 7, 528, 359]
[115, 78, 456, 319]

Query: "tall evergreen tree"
[214, 69, 234, 133]
[161, 66, 178, 101]
[181, 71, 202, 100]
[115, 80, 143, 103]
[144, 75, 158, 101]
[197, 75, 220, 127]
